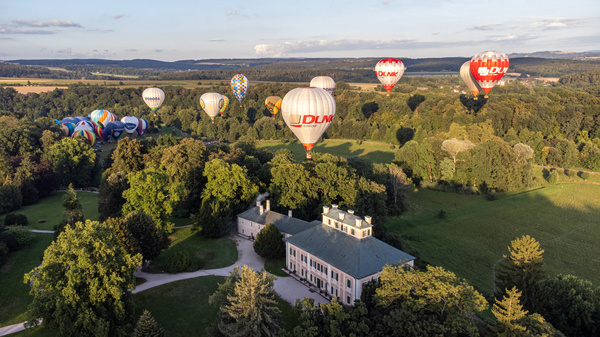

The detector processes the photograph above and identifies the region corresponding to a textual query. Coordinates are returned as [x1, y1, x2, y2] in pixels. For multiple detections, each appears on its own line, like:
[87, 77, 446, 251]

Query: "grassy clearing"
[0, 191, 99, 230]
[147, 227, 237, 273]
[0, 234, 54, 326]
[386, 181, 600, 295]
[257, 139, 396, 164]
[264, 257, 289, 277]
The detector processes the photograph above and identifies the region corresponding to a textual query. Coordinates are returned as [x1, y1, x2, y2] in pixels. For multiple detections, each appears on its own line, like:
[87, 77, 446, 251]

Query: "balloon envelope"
[137, 119, 149, 136]
[281, 87, 335, 158]
[200, 93, 224, 123]
[142, 88, 165, 111]
[61, 117, 77, 124]
[94, 124, 109, 142]
[60, 123, 75, 136]
[459, 61, 482, 98]
[74, 120, 93, 132]
[220, 96, 229, 115]
[71, 129, 96, 145]
[265, 96, 282, 115]
[309, 76, 335, 93]
[375, 58, 405, 95]
[106, 121, 125, 141]
[469, 51, 509, 95]
[230, 74, 248, 105]
[90, 109, 113, 126]
[121, 116, 139, 134]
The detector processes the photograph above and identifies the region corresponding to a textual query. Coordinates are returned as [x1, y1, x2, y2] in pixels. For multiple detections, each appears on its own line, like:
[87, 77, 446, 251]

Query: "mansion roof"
[237, 206, 319, 236]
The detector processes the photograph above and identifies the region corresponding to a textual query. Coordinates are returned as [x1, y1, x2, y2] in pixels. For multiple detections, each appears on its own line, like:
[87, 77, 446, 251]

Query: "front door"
[316, 278, 321, 288]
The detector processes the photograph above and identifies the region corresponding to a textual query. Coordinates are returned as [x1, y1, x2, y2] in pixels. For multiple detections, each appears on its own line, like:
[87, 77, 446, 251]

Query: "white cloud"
[468, 23, 503, 31]
[210, 38, 224, 42]
[114, 15, 125, 19]
[521, 17, 583, 31]
[12, 20, 81, 28]
[495, 34, 518, 41]
[0, 28, 54, 34]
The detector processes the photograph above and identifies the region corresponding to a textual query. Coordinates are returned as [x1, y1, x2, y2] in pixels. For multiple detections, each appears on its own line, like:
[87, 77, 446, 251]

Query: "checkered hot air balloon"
[230, 74, 248, 106]
[469, 51, 509, 98]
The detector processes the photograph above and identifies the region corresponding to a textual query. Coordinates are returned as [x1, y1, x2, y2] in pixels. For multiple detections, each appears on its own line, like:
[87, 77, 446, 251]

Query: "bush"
[0, 242, 9, 266]
[437, 209, 446, 219]
[547, 169, 559, 184]
[485, 189, 498, 201]
[5, 226, 33, 249]
[4, 213, 28, 226]
[580, 171, 590, 181]
[165, 251, 203, 273]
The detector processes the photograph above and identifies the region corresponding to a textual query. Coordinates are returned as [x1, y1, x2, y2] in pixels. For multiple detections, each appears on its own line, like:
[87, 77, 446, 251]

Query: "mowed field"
[257, 139, 396, 163]
[387, 180, 600, 295]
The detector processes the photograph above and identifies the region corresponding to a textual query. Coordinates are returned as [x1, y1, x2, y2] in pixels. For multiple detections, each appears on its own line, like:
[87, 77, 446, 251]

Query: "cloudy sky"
[1, 0, 598, 61]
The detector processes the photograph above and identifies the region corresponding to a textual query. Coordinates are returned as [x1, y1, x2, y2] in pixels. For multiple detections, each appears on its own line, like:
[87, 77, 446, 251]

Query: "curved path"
[0, 234, 328, 336]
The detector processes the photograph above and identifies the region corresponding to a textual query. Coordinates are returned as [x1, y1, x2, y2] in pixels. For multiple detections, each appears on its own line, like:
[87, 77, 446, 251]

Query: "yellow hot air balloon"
[459, 61, 482, 100]
[281, 87, 335, 159]
[220, 95, 229, 115]
[309, 76, 335, 94]
[200, 93, 224, 123]
[265, 96, 282, 116]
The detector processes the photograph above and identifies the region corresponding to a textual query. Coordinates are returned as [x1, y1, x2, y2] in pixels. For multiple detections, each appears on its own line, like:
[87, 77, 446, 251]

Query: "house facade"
[237, 202, 415, 306]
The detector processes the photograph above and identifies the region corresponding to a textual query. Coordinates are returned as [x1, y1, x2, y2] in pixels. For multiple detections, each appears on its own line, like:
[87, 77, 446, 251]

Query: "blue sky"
[1, 0, 598, 61]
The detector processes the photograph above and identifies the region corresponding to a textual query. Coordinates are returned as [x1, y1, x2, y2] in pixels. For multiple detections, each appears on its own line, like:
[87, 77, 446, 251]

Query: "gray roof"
[237, 207, 318, 236]
[284, 224, 415, 279]
[324, 208, 373, 231]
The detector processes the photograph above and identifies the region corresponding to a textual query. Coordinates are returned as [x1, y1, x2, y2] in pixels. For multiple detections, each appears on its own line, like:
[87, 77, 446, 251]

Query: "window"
[347, 279, 352, 288]
[290, 262, 294, 271]
[331, 271, 339, 281]
[324, 267, 328, 275]
[289, 248, 296, 257]
[351, 228, 355, 235]
[347, 296, 351, 305]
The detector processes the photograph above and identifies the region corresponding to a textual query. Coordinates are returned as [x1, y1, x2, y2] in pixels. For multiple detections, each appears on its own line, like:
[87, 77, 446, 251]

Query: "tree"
[492, 287, 528, 336]
[122, 166, 182, 233]
[538, 274, 600, 337]
[24, 220, 142, 337]
[513, 143, 534, 163]
[210, 266, 282, 337]
[287, 298, 371, 337]
[111, 211, 170, 269]
[496, 235, 545, 313]
[253, 223, 285, 259]
[195, 159, 258, 237]
[110, 137, 146, 174]
[0, 183, 22, 214]
[134, 310, 165, 337]
[54, 184, 84, 238]
[374, 264, 487, 336]
[46, 137, 96, 187]
[441, 138, 476, 171]
[98, 171, 129, 221]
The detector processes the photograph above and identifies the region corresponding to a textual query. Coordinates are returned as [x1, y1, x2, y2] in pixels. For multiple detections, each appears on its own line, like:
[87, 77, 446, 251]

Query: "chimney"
[348, 209, 354, 215]
[259, 205, 264, 215]
[266, 200, 270, 211]
[323, 206, 330, 214]
[356, 219, 362, 228]
[332, 204, 338, 209]
[256, 201, 261, 207]
[288, 210, 292, 217]
[339, 212, 345, 221]
[365, 216, 372, 224]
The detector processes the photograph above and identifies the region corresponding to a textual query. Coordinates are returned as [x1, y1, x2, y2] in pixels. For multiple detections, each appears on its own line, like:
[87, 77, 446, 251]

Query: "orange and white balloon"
[281, 87, 335, 159]
[469, 51, 509, 97]
[375, 58, 405, 96]
[309, 76, 335, 94]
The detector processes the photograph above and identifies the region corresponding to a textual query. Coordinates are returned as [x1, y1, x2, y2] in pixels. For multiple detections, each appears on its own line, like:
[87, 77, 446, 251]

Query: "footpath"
[0, 234, 328, 336]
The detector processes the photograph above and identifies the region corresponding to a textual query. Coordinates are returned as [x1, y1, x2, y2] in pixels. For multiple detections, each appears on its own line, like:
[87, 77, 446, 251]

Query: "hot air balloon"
[101, 112, 117, 127]
[265, 96, 282, 116]
[220, 96, 229, 115]
[94, 123, 109, 142]
[104, 121, 125, 141]
[230, 74, 248, 106]
[53, 119, 60, 125]
[142, 88, 165, 114]
[459, 61, 482, 100]
[469, 51, 509, 98]
[137, 118, 149, 136]
[74, 120, 94, 133]
[61, 117, 77, 124]
[121, 116, 139, 135]
[73, 116, 89, 123]
[281, 87, 336, 159]
[200, 93, 224, 123]
[90, 109, 113, 126]
[71, 129, 96, 145]
[60, 123, 75, 137]
[375, 58, 405, 96]
[309, 76, 335, 94]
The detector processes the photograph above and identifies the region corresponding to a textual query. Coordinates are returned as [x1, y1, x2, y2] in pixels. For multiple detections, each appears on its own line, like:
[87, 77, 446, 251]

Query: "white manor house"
[237, 201, 415, 305]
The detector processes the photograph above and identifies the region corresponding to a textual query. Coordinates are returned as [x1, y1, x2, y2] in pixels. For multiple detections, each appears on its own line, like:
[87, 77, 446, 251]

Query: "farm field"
[387, 180, 600, 295]
[257, 139, 396, 164]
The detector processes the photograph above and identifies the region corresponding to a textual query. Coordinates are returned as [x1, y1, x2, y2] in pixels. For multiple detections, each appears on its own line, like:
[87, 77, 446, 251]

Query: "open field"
[257, 139, 396, 163]
[386, 180, 600, 295]
[2, 86, 69, 94]
[0, 77, 226, 89]
[0, 191, 100, 231]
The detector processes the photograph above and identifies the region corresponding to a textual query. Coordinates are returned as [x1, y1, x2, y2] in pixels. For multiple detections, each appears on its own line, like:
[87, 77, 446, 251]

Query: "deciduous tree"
[46, 137, 96, 187]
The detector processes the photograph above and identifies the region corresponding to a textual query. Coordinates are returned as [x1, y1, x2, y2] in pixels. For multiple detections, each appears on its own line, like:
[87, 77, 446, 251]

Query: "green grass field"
[386, 181, 600, 295]
[0, 191, 99, 230]
[257, 139, 396, 163]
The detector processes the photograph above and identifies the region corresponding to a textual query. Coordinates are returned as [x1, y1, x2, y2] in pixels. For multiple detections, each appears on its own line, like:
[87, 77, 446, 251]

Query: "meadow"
[386, 179, 600, 295]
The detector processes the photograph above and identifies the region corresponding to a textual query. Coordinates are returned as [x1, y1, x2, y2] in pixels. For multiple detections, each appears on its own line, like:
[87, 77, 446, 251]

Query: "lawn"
[132, 276, 299, 337]
[0, 191, 100, 230]
[257, 139, 396, 163]
[147, 227, 238, 273]
[264, 257, 289, 277]
[386, 181, 600, 295]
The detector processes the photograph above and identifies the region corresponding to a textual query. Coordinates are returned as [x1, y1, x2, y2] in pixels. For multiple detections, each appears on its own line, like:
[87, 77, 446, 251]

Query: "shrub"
[437, 209, 446, 219]
[547, 170, 559, 184]
[485, 189, 498, 201]
[566, 169, 577, 178]
[165, 251, 203, 273]
[4, 213, 28, 226]
[5, 226, 33, 249]
[580, 171, 590, 181]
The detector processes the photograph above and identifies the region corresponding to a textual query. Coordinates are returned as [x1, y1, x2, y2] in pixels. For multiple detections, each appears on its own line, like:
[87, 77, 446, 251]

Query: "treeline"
[0, 62, 89, 79]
